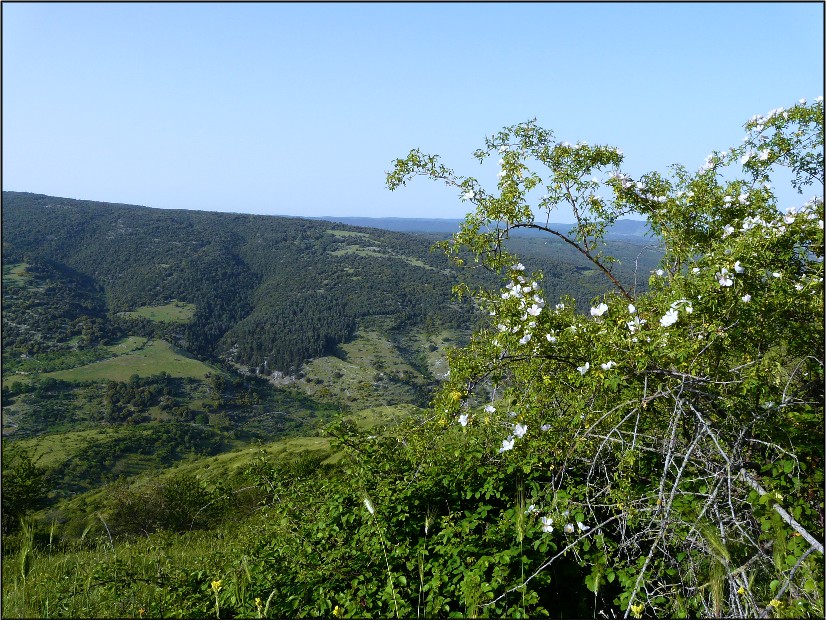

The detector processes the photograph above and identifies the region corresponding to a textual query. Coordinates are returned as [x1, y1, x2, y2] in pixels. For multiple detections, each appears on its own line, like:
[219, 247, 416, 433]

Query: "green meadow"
[116, 301, 196, 323]
[48, 339, 216, 383]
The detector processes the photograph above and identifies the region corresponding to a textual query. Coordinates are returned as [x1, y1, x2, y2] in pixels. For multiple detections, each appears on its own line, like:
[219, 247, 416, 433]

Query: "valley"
[1, 191, 659, 531]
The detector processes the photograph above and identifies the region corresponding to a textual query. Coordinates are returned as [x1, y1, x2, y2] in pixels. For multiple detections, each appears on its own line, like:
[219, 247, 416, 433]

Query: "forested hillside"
[2, 191, 657, 374]
[3, 192, 464, 373]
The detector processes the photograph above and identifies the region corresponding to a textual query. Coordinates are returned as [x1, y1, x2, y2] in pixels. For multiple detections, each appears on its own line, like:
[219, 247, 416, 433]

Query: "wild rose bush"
[386, 97, 823, 617]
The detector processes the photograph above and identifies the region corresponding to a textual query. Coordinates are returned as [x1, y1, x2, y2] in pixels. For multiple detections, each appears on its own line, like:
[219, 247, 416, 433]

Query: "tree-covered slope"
[2, 192, 474, 373]
[2, 191, 658, 374]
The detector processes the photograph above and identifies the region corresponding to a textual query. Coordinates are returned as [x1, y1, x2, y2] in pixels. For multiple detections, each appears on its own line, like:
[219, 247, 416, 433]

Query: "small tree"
[2, 447, 48, 535]
[387, 97, 824, 617]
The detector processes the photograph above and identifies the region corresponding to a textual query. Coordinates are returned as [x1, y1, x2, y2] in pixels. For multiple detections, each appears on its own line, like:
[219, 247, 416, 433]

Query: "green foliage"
[1, 447, 48, 535]
[384, 97, 824, 617]
[105, 473, 230, 536]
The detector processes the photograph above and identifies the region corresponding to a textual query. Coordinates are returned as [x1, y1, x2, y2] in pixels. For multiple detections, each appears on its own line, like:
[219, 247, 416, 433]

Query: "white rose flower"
[590, 303, 609, 317]
[660, 308, 679, 327]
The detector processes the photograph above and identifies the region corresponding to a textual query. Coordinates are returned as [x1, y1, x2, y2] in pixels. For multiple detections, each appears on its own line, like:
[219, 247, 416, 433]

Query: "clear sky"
[2, 1, 823, 221]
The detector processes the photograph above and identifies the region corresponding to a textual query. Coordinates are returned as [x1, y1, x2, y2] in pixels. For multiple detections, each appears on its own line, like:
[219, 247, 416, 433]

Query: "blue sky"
[3, 2, 823, 221]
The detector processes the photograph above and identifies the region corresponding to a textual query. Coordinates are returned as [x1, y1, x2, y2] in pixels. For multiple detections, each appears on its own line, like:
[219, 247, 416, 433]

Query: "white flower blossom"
[555, 303, 565, 311]
[485, 404, 496, 414]
[577, 521, 590, 532]
[541, 516, 554, 533]
[628, 304, 636, 314]
[364, 498, 375, 515]
[772, 272, 781, 278]
[513, 423, 528, 439]
[525, 504, 538, 515]
[716, 269, 734, 287]
[734, 261, 745, 274]
[513, 263, 525, 271]
[462, 190, 475, 200]
[600, 361, 616, 370]
[722, 225, 735, 237]
[458, 413, 468, 427]
[627, 316, 646, 333]
[564, 523, 575, 534]
[541, 424, 551, 432]
[546, 334, 557, 344]
[590, 303, 608, 317]
[660, 308, 680, 327]
[499, 437, 515, 453]
[577, 362, 590, 376]
[655, 269, 665, 277]
[519, 333, 532, 345]
[758, 149, 770, 161]
[692, 267, 701, 274]
[741, 294, 752, 302]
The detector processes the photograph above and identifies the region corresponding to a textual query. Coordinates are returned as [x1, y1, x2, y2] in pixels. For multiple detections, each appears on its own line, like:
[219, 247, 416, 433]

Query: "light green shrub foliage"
[384, 97, 824, 617]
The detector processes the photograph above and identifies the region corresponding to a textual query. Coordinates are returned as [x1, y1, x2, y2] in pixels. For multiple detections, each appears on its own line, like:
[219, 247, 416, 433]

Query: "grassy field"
[2, 262, 31, 285]
[328, 244, 439, 271]
[1, 337, 152, 391]
[116, 301, 196, 323]
[12, 427, 125, 470]
[105, 335, 149, 354]
[47, 339, 217, 382]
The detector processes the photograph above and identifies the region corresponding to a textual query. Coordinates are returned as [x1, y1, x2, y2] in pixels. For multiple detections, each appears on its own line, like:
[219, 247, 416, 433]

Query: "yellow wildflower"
[737, 586, 745, 595]
[333, 604, 344, 617]
[768, 599, 782, 608]
[211, 579, 222, 594]
[630, 602, 644, 618]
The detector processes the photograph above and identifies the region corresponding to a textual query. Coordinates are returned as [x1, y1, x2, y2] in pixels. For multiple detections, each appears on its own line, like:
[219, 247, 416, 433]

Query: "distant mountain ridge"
[315, 216, 652, 239]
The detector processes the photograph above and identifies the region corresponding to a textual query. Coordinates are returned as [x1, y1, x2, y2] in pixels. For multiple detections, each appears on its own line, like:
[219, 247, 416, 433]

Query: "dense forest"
[2, 191, 657, 374]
